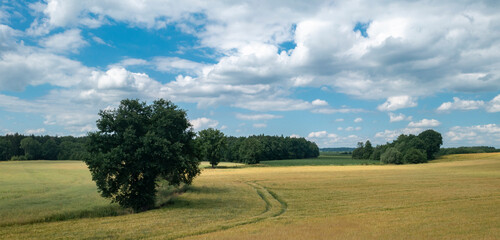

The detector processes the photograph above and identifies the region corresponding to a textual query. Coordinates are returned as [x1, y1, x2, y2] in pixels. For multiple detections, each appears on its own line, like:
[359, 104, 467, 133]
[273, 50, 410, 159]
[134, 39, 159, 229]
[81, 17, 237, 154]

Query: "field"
[0, 153, 499, 239]
[260, 153, 379, 166]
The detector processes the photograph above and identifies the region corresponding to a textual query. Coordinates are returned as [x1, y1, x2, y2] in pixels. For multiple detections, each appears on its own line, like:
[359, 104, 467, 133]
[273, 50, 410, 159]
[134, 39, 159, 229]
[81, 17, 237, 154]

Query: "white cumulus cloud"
[437, 97, 485, 112]
[235, 113, 283, 121]
[190, 117, 219, 130]
[389, 113, 412, 122]
[40, 29, 88, 53]
[378, 96, 418, 111]
[25, 128, 46, 135]
[408, 119, 441, 128]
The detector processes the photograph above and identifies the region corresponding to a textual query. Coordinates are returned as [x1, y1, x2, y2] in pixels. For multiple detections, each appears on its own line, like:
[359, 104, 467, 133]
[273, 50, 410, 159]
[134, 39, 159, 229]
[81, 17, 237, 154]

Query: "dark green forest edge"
[1, 132, 498, 163]
[351, 130, 499, 164]
[0, 133, 319, 163]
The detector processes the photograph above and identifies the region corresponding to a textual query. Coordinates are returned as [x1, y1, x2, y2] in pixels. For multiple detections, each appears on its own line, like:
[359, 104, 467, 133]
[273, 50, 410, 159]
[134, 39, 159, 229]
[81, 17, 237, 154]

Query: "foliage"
[380, 147, 403, 164]
[85, 99, 200, 212]
[403, 148, 427, 164]
[352, 129, 443, 165]
[418, 130, 443, 160]
[20, 137, 42, 160]
[223, 135, 319, 164]
[351, 142, 364, 159]
[0, 134, 88, 161]
[438, 146, 499, 155]
[196, 128, 227, 168]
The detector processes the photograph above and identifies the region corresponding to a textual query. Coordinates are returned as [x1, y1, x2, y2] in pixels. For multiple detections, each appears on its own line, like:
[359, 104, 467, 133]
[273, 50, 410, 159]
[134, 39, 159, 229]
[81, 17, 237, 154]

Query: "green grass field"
[0, 153, 499, 239]
[260, 153, 379, 166]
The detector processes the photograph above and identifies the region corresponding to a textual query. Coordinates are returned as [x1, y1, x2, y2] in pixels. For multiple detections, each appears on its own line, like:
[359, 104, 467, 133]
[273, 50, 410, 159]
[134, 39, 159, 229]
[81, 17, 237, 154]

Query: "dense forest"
[0, 133, 319, 163]
[223, 135, 319, 164]
[0, 134, 88, 161]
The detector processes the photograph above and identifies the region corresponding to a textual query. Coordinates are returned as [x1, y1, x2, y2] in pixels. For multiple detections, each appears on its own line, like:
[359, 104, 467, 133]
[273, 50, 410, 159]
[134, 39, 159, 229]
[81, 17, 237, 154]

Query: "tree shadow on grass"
[1, 205, 130, 227]
[157, 185, 230, 209]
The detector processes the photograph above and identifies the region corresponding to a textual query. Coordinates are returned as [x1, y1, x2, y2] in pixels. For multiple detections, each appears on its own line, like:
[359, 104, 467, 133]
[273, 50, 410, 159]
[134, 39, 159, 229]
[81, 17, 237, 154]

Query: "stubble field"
[0, 153, 499, 239]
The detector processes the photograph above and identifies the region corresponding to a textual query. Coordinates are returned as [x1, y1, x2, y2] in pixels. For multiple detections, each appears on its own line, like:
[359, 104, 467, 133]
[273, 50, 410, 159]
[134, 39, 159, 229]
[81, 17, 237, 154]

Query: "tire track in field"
[172, 181, 287, 240]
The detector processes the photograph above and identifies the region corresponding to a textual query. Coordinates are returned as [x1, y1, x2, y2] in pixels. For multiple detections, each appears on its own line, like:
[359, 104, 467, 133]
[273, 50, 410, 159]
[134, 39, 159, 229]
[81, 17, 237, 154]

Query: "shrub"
[403, 148, 427, 164]
[380, 147, 403, 164]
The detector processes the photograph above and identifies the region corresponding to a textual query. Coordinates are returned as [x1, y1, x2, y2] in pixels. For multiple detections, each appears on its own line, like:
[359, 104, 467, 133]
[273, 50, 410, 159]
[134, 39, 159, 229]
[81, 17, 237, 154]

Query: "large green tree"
[196, 128, 227, 168]
[85, 99, 200, 212]
[418, 129, 443, 160]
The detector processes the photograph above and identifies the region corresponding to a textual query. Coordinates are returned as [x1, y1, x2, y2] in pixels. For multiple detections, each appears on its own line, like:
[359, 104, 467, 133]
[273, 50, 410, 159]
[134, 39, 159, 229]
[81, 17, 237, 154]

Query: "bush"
[403, 148, 427, 164]
[380, 147, 403, 164]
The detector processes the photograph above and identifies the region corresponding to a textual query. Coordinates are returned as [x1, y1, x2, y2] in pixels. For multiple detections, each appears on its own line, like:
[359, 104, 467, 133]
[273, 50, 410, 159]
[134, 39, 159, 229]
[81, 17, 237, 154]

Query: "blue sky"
[0, 0, 499, 147]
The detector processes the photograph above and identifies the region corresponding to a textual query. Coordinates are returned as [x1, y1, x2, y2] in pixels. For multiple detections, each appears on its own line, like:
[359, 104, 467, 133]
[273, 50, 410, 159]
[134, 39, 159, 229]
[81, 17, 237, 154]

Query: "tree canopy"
[195, 128, 227, 168]
[85, 99, 199, 212]
[353, 129, 443, 164]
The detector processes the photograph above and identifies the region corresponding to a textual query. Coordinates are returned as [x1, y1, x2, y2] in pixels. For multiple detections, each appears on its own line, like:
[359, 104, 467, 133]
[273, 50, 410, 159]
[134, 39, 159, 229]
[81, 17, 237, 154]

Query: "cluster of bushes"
[0, 134, 88, 161]
[223, 135, 319, 164]
[438, 146, 499, 155]
[352, 129, 443, 164]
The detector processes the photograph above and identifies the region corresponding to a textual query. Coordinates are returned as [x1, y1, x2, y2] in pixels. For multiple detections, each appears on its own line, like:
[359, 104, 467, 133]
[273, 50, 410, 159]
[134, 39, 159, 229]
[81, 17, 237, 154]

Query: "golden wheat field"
[0, 153, 499, 239]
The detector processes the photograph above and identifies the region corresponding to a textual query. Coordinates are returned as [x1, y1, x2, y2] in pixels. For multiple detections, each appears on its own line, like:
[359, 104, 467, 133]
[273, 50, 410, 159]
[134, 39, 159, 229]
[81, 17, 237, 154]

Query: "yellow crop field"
[1, 153, 499, 239]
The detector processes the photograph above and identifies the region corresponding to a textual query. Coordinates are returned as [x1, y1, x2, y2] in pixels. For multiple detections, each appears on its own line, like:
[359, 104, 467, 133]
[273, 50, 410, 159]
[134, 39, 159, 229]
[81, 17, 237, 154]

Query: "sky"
[0, 0, 499, 148]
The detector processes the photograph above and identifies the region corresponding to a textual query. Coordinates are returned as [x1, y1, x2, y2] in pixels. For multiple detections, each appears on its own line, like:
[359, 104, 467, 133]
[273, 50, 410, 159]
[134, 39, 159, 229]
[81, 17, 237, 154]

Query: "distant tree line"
[222, 135, 319, 164]
[352, 129, 443, 164]
[0, 134, 88, 161]
[437, 146, 499, 155]
[320, 147, 355, 153]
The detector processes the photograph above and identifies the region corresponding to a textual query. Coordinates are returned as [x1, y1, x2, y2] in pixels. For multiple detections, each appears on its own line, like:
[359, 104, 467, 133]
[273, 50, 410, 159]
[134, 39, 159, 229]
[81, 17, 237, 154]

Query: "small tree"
[85, 99, 200, 212]
[363, 140, 374, 159]
[380, 147, 403, 164]
[352, 142, 365, 159]
[196, 128, 227, 168]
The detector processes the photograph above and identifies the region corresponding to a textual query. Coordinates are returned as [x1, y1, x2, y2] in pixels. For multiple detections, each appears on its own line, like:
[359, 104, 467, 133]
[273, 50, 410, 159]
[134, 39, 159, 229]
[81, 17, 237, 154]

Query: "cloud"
[436, 94, 500, 113]
[252, 123, 267, 128]
[308, 131, 329, 138]
[40, 29, 88, 53]
[311, 99, 328, 106]
[374, 128, 425, 141]
[152, 57, 207, 74]
[0, 24, 22, 51]
[408, 119, 441, 128]
[0, 49, 91, 91]
[446, 124, 500, 145]
[190, 117, 219, 130]
[437, 97, 485, 112]
[307, 130, 362, 147]
[487, 94, 500, 112]
[25, 128, 46, 135]
[290, 134, 300, 138]
[335, 118, 344, 122]
[388, 113, 412, 122]
[343, 126, 361, 131]
[354, 117, 363, 123]
[235, 113, 283, 121]
[311, 107, 365, 114]
[27, 0, 500, 101]
[377, 96, 418, 111]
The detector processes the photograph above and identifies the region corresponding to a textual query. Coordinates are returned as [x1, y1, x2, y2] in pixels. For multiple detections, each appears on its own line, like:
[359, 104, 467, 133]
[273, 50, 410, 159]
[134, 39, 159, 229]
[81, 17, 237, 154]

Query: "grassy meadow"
[0, 153, 499, 239]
